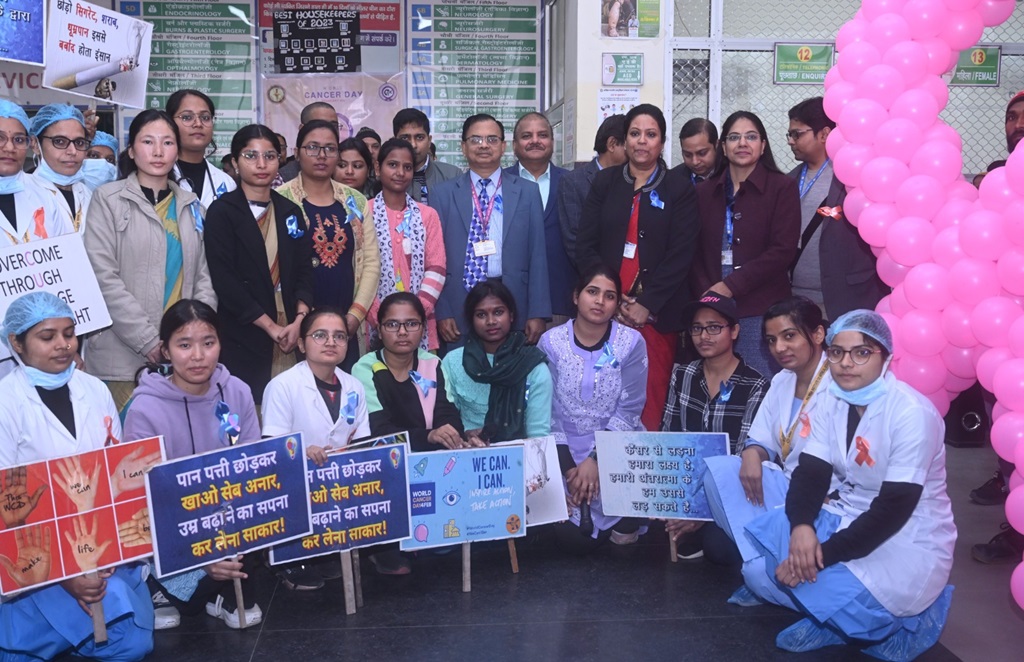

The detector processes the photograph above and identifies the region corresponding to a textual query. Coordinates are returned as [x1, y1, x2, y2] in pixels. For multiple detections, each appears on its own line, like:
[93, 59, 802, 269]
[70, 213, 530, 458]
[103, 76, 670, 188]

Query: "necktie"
[463, 178, 491, 291]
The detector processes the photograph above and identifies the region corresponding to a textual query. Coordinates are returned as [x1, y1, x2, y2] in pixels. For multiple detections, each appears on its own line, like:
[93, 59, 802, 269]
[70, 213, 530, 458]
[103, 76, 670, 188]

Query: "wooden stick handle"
[89, 572, 107, 645]
[669, 537, 678, 564]
[233, 576, 247, 629]
[461, 542, 471, 593]
[341, 550, 356, 615]
[507, 539, 519, 574]
[351, 549, 363, 607]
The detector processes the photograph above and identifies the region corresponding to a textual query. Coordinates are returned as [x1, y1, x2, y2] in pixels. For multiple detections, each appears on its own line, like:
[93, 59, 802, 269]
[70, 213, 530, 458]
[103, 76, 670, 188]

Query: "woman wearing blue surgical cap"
[87, 131, 118, 165]
[82, 131, 119, 191]
[743, 310, 956, 661]
[0, 291, 155, 659]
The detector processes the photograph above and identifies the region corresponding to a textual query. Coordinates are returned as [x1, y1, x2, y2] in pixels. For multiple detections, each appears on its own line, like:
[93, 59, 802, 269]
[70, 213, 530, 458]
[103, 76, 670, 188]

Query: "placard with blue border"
[596, 431, 729, 521]
[400, 446, 525, 551]
[145, 433, 312, 577]
[0, 0, 45, 66]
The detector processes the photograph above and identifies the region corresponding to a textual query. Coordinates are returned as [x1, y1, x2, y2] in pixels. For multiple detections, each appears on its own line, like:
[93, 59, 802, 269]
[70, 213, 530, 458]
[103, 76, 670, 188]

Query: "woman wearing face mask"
[82, 131, 119, 191]
[0, 292, 154, 661]
[744, 310, 956, 661]
[28, 104, 96, 233]
[166, 89, 236, 209]
[84, 109, 217, 410]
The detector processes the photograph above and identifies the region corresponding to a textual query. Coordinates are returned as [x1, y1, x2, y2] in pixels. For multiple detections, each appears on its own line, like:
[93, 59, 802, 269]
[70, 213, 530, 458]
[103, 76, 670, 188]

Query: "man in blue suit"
[504, 112, 574, 324]
[432, 114, 551, 345]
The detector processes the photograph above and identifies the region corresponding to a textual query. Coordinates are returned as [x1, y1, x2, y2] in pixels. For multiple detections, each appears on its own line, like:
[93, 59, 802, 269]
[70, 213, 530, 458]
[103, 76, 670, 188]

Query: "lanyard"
[470, 175, 500, 231]
[798, 159, 830, 199]
[724, 169, 737, 247]
[779, 359, 830, 460]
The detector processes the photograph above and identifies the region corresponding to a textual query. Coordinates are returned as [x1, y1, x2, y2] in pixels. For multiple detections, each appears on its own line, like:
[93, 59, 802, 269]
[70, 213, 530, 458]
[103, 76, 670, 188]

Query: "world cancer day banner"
[0, 436, 164, 596]
[269, 436, 411, 564]
[596, 431, 729, 521]
[145, 433, 312, 577]
[0, 0, 45, 66]
[42, 0, 153, 108]
[400, 446, 525, 551]
[493, 436, 567, 526]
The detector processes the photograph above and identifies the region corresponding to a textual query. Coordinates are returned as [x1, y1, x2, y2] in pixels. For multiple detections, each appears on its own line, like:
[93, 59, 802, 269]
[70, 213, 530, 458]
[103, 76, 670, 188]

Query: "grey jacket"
[407, 157, 463, 202]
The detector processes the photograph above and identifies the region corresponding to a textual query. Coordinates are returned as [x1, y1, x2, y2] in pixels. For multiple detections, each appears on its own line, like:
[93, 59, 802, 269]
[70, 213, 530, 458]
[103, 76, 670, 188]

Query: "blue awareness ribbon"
[215, 182, 228, 199]
[409, 370, 436, 397]
[649, 190, 664, 209]
[719, 380, 735, 403]
[189, 200, 204, 233]
[344, 194, 363, 224]
[285, 214, 303, 238]
[395, 209, 412, 236]
[215, 400, 241, 445]
[594, 342, 620, 371]
[340, 391, 359, 425]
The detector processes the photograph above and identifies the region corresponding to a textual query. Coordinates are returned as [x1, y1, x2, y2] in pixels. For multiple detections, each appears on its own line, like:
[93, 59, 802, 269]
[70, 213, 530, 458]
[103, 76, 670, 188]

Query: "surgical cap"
[29, 103, 86, 137]
[92, 131, 119, 153]
[826, 309, 893, 354]
[0, 99, 31, 134]
[2, 292, 75, 347]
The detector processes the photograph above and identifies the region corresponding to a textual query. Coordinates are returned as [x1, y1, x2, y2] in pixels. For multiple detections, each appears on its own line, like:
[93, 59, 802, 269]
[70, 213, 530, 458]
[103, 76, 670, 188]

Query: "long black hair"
[715, 110, 781, 177]
[762, 296, 826, 349]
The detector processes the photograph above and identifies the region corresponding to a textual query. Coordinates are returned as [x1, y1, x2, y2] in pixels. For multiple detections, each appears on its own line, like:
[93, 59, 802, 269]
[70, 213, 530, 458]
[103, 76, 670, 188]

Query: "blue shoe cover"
[862, 585, 955, 662]
[777, 617, 846, 652]
[727, 584, 764, 607]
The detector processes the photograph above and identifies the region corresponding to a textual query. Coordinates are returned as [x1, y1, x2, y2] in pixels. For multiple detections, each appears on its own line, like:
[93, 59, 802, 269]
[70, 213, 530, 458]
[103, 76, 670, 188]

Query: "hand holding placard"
[0, 525, 52, 588]
[0, 468, 47, 529]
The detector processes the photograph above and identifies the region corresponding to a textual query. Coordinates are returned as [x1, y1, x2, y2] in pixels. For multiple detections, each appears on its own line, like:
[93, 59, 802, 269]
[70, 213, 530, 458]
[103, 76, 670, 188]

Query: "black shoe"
[970, 472, 1008, 505]
[276, 564, 325, 590]
[972, 523, 1024, 564]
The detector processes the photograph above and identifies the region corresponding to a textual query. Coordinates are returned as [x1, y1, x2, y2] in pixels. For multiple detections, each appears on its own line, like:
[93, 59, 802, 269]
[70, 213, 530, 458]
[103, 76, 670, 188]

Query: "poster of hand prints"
[0, 436, 164, 595]
[596, 431, 729, 521]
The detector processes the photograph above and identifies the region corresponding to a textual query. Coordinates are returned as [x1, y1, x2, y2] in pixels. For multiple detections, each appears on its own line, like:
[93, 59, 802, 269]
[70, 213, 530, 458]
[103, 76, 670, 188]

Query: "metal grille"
[980, 8, 1024, 45]
[722, 0, 859, 40]
[671, 50, 711, 165]
[674, 0, 710, 38]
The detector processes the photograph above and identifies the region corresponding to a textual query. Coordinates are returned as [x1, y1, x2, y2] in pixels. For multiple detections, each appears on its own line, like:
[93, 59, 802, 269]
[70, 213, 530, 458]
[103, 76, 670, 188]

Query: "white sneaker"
[205, 594, 263, 630]
[609, 529, 640, 546]
[152, 590, 181, 630]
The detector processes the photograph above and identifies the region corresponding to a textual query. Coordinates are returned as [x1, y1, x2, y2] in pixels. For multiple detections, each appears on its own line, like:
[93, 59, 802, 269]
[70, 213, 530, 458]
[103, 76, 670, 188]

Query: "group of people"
[0, 89, 957, 661]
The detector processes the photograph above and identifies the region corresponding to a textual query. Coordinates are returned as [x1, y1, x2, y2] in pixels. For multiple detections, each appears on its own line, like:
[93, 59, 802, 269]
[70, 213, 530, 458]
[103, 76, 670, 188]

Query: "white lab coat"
[261, 361, 371, 449]
[0, 173, 70, 246]
[172, 161, 236, 211]
[0, 367, 121, 467]
[30, 174, 93, 234]
[804, 372, 956, 616]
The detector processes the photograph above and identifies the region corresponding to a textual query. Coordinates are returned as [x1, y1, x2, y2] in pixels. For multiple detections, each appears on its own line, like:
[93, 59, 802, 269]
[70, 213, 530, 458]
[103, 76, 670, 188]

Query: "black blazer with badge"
[204, 187, 314, 401]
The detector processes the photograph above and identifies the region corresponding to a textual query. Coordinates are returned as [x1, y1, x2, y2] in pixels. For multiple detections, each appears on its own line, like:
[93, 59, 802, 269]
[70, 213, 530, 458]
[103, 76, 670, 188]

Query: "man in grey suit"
[432, 114, 551, 346]
[392, 108, 463, 205]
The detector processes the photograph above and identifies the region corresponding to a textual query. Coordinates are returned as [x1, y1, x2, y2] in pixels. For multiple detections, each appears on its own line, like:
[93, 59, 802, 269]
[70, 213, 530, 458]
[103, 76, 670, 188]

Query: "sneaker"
[152, 590, 180, 630]
[205, 595, 262, 630]
[727, 584, 763, 607]
[276, 564, 325, 591]
[675, 532, 704, 560]
[609, 529, 639, 546]
[970, 472, 1008, 505]
[971, 523, 1024, 564]
[368, 550, 412, 576]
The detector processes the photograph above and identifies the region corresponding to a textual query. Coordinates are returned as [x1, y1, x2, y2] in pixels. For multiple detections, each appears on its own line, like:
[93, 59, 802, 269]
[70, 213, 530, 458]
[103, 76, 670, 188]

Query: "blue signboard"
[145, 434, 312, 577]
[596, 431, 729, 521]
[400, 446, 525, 551]
[269, 439, 411, 564]
[0, 0, 44, 66]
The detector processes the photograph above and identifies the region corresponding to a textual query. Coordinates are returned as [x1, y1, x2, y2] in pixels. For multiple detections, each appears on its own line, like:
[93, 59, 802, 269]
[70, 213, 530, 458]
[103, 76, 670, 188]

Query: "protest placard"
[0, 0, 45, 66]
[269, 437, 411, 564]
[0, 436, 164, 596]
[145, 433, 312, 577]
[596, 431, 729, 521]
[400, 446, 525, 551]
[42, 0, 152, 107]
[494, 436, 567, 526]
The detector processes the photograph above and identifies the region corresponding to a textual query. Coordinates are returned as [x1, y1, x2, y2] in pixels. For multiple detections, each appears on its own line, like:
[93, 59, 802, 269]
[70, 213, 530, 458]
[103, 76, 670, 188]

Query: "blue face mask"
[828, 359, 892, 407]
[80, 158, 118, 190]
[24, 362, 76, 390]
[0, 172, 25, 195]
[34, 158, 85, 187]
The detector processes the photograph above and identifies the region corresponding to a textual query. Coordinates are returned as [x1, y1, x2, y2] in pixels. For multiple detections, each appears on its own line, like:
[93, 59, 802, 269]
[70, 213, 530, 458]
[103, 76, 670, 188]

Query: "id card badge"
[402, 237, 413, 254]
[722, 249, 734, 266]
[623, 242, 637, 259]
[473, 240, 497, 257]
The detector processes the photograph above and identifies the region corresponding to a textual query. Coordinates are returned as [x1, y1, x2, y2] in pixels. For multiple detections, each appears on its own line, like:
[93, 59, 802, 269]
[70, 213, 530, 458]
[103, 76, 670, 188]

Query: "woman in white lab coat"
[744, 310, 956, 661]
[0, 291, 153, 660]
[28, 103, 96, 234]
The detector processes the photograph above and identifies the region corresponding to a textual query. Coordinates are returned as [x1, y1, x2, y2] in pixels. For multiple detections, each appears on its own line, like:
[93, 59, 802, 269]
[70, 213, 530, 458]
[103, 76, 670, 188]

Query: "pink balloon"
[1016, 439, 1024, 475]
[844, 186, 871, 226]
[895, 174, 945, 219]
[979, 0, 1015, 26]
[994, 401, 1011, 421]
[1009, 316, 1024, 357]
[941, 301, 979, 347]
[837, 41, 883, 84]
[874, 119, 924, 163]
[1006, 149, 1024, 196]
[890, 89, 940, 131]
[862, 0, 909, 20]
[876, 249, 911, 286]
[1003, 199, 1024, 246]
[942, 343, 979, 379]
[903, 0, 949, 38]
[1011, 561, 1024, 611]
[826, 126, 849, 160]
[904, 262, 951, 310]
[856, 64, 907, 109]
[945, 371, 976, 393]
[861, 156, 910, 203]
[979, 347, 1015, 392]
[886, 216, 935, 265]
[999, 249, 1024, 296]
[834, 143, 877, 190]
[924, 387, 951, 416]
[933, 198, 974, 231]
[918, 74, 951, 111]
[943, 0, 981, 10]
[994, 358, 1024, 411]
[1007, 486, 1024, 536]
[1010, 470, 1024, 491]
[922, 120, 963, 153]
[884, 40, 930, 87]
[994, 412, 1024, 463]
[979, 168, 1019, 213]
[946, 179, 980, 202]
[839, 99, 889, 144]
[867, 13, 912, 53]
[897, 353, 948, 392]
[910, 141, 962, 184]
[837, 18, 872, 49]
[940, 9, 986, 50]
[932, 227, 964, 268]
[890, 283, 913, 316]
[824, 82, 858, 123]
[970, 296, 1023, 347]
[899, 309, 947, 356]
[961, 210, 1011, 261]
[858, 202, 899, 246]
[948, 257, 1001, 303]
[916, 37, 955, 76]
[876, 294, 893, 313]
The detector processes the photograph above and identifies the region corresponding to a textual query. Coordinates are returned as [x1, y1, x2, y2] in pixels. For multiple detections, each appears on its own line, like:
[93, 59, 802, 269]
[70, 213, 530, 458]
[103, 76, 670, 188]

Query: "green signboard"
[950, 46, 1001, 87]
[774, 43, 834, 85]
[602, 53, 644, 85]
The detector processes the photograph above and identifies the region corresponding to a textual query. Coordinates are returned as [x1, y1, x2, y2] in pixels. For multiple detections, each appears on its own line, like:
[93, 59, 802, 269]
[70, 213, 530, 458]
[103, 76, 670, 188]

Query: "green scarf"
[462, 331, 546, 442]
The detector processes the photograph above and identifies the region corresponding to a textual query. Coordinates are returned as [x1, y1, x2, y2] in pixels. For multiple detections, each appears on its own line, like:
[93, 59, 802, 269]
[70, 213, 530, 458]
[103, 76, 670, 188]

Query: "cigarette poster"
[596, 431, 729, 521]
[269, 438, 411, 564]
[0, 0, 45, 66]
[145, 433, 312, 577]
[400, 446, 525, 551]
[494, 436, 567, 526]
[0, 436, 164, 596]
[42, 0, 153, 108]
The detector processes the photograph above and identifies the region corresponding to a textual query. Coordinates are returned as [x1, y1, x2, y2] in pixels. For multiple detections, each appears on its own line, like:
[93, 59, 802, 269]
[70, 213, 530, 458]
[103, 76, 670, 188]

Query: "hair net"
[29, 103, 86, 137]
[2, 292, 75, 347]
[91, 130, 119, 153]
[825, 309, 893, 353]
[0, 99, 31, 134]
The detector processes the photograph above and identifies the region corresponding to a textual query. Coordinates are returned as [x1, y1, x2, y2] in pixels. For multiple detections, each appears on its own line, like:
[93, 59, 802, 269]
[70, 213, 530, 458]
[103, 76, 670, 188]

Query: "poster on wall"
[0, 0, 45, 66]
[405, 0, 541, 166]
[42, 0, 153, 107]
[597, 87, 639, 125]
[600, 0, 659, 39]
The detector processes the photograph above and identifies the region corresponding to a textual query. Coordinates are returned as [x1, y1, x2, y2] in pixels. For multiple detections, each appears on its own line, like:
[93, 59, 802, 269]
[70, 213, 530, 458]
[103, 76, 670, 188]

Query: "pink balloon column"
[828, 0, 1023, 606]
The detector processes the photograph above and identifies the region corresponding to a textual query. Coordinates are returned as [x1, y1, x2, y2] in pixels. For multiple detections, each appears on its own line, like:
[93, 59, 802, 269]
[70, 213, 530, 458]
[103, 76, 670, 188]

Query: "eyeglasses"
[240, 150, 279, 162]
[40, 135, 91, 151]
[86, 150, 116, 164]
[302, 143, 338, 157]
[689, 324, 730, 337]
[0, 132, 30, 149]
[307, 330, 349, 344]
[724, 132, 762, 144]
[175, 112, 214, 126]
[381, 319, 423, 333]
[466, 135, 502, 146]
[825, 346, 882, 365]
[785, 129, 813, 142]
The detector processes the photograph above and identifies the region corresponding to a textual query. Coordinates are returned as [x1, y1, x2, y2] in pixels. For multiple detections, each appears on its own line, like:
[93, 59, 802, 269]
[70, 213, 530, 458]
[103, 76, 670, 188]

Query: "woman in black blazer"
[204, 124, 314, 403]
[576, 104, 700, 431]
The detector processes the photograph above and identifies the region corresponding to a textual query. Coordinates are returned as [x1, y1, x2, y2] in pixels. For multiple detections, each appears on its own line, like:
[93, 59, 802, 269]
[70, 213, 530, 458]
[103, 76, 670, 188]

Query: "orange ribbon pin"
[798, 412, 811, 438]
[33, 207, 47, 239]
[855, 436, 876, 467]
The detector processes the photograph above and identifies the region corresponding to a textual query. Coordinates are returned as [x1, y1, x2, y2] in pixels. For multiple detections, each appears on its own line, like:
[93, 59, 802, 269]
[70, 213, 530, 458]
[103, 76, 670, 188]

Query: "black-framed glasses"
[689, 324, 730, 337]
[301, 143, 338, 157]
[175, 112, 214, 125]
[40, 135, 91, 151]
[0, 132, 30, 149]
[724, 132, 761, 143]
[307, 330, 348, 344]
[826, 346, 882, 365]
[785, 129, 813, 142]
[381, 320, 423, 333]
[240, 150, 279, 162]
[466, 135, 502, 146]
